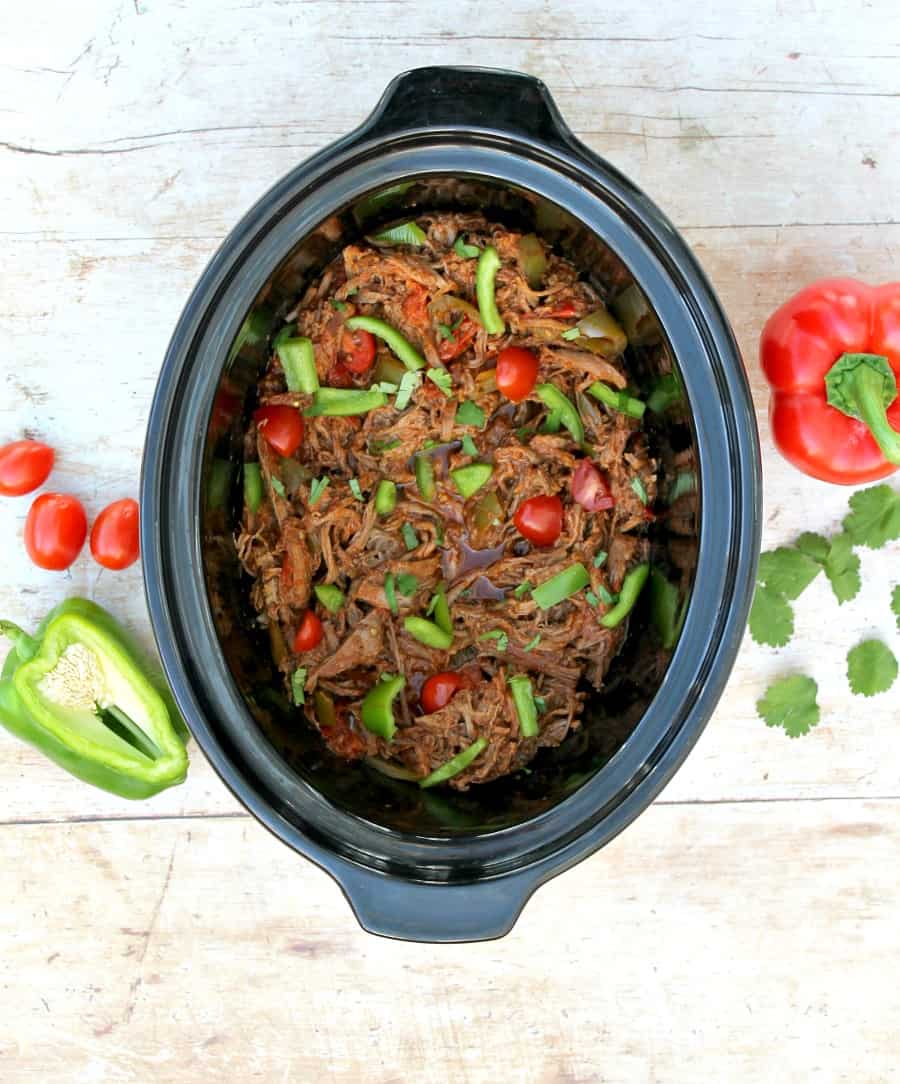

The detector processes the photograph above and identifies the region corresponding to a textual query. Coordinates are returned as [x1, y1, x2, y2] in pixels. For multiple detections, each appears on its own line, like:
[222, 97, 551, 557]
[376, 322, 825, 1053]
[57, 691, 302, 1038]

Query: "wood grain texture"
[1, 0, 898, 1079]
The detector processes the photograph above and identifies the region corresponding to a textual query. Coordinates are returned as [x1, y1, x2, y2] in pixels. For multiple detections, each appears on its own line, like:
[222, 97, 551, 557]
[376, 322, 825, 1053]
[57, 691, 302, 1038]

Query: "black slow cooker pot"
[141, 67, 761, 942]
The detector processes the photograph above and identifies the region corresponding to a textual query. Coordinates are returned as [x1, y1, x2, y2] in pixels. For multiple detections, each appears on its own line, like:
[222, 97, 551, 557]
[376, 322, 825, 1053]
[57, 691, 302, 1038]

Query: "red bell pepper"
[760, 278, 900, 484]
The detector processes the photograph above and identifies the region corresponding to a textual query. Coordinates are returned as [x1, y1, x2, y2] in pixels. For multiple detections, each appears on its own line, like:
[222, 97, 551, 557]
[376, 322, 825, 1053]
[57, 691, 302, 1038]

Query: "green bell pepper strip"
[429, 583, 453, 637]
[0, 599, 188, 800]
[276, 336, 319, 395]
[304, 387, 388, 417]
[375, 479, 397, 517]
[649, 568, 686, 649]
[508, 674, 539, 738]
[360, 674, 405, 740]
[403, 616, 453, 650]
[414, 454, 436, 501]
[450, 462, 493, 499]
[419, 736, 488, 788]
[531, 563, 591, 610]
[368, 221, 427, 247]
[600, 563, 650, 628]
[476, 246, 505, 335]
[243, 463, 263, 514]
[345, 316, 425, 371]
[535, 385, 584, 445]
[314, 584, 345, 614]
[588, 381, 646, 420]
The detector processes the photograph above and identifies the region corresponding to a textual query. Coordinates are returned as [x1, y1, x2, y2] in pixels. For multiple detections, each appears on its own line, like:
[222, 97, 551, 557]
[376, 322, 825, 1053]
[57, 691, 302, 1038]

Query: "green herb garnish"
[479, 629, 509, 652]
[757, 675, 819, 738]
[584, 591, 600, 608]
[455, 400, 486, 428]
[270, 476, 286, 498]
[309, 476, 330, 506]
[402, 522, 419, 551]
[396, 573, 419, 596]
[847, 640, 898, 696]
[426, 368, 453, 397]
[291, 667, 307, 706]
[561, 327, 581, 341]
[370, 437, 401, 454]
[454, 236, 480, 259]
[460, 435, 478, 457]
[514, 582, 532, 599]
[331, 299, 348, 313]
[593, 551, 608, 568]
[349, 478, 364, 502]
[597, 585, 616, 606]
[523, 634, 541, 652]
[395, 371, 422, 411]
[384, 572, 398, 615]
[630, 477, 648, 505]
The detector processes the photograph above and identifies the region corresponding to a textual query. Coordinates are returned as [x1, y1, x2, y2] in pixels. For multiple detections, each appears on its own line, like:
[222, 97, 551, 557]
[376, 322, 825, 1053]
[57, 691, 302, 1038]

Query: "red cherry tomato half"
[437, 315, 478, 362]
[0, 440, 54, 497]
[25, 492, 87, 571]
[548, 301, 578, 318]
[341, 328, 376, 374]
[513, 494, 564, 547]
[571, 461, 616, 512]
[292, 610, 324, 653]
[253, 405, 304, 456]
[496, 346, 539, 402]
[420, 671, 469, 714]
[90, 498, 140, 570]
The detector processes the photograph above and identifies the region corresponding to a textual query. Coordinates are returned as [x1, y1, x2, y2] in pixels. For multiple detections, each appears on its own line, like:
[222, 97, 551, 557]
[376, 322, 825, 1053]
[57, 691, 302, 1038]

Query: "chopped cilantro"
[437, 322, 455, 341]
[330, 299, 348, 312]
[584, 590, 600, 608]
[479, 629, 509, 652]
[402, 522, 419, 551]
[455, 400, 485, 428]
[269, 476, 286, 498]
[593, 550, 608, 569]
[842, 484, 900, 548]
[523, 634, 541, 652]
[395, 371, 422, 411]
[309, 476, 330, 506]
[514, 581, 532, 599]
[748, 584, 794, 648]
[757, 548, 821, 600]
[561, 327, 581, 341]
[756, 675, 819, 738]
[847, 640, 898, 697]
[384, 572, 398, 615]
[396, 573, 419, 596]
[291, 667, 307, 707]
[426, 368, 453, 397]
[370, 437, 401, 454]
[454, 236, 480, 259]
[630, 476, 648, 505]
[348, 478, 364, 502]
[597, 585, 617, 606]
[461, 435, 479, 457]
[346, 285, 359, 296]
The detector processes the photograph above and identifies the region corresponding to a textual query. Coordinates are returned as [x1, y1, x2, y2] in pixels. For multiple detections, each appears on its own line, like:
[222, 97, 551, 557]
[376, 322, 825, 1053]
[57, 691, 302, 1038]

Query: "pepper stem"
[825, 352, 900, 465]
[0, 621, 39, 662]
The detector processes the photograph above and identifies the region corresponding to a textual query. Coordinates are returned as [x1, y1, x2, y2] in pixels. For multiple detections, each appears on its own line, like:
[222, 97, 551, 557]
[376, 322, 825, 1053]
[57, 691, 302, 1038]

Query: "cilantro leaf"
[436, 322, 456, 342]
[401, 522, 419, 551]
[823, 532, 861, 604]
[523, 634, 541, 651]
[795, 532, 830, 563]
[348, 478, 364, 502]
[757, 547, 821, 600]
[396, 573, 419, 596]
[593, 550, 608, 568]
[892, 584, 900, 630]
[749, 584, 794, 647]
[395, 371, 422, 411]
[455, 400, 485, 428]
[330, 299, 348, 313]
[425, 368, 453, 397]
[843, 484, 900, 549]
[460, 435, 478, 457]
[757, 675, 819, 738]
[479, 629, 509, 652]
[269, 475, 286, 498]
[383, 572, 398, 615]
[630, 477, 648, 505]
[513, 581, 532, 599]
[309, 476, 330, 506]
[847, 639, 898, 697]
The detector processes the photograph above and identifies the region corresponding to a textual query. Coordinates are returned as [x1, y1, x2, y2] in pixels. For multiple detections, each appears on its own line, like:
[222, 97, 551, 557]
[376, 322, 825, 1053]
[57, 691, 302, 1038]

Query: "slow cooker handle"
[363, 65, 573, 147]
[333, 862, 540, 943]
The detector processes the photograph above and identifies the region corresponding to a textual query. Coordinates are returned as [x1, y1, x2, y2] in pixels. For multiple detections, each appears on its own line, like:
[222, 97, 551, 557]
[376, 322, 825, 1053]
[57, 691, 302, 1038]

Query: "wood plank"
[1, 799, 898, 1082]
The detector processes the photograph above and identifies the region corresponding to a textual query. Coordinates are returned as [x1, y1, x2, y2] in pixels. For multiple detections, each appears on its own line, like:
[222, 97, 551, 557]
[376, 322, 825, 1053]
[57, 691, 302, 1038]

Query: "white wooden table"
[1, 2, 898, 1080]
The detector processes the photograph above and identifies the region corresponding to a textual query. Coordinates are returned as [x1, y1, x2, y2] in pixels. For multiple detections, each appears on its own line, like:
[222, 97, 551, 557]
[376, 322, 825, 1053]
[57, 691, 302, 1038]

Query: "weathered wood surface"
[1, 1, 898, 1080]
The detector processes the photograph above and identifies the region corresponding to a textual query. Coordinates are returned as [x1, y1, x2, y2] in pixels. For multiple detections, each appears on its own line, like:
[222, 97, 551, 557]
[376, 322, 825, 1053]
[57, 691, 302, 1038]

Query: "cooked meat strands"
[237, 212, 657, 789]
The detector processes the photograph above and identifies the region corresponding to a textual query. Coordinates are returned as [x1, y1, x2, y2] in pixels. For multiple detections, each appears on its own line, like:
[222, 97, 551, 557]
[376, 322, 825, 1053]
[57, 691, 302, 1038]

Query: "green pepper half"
[0, 599, 188, 799]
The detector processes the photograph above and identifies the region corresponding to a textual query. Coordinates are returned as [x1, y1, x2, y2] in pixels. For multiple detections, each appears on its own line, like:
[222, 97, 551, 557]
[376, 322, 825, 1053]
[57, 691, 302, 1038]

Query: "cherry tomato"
[571, 461, 616, 512]
[24, 493, 87, 570]
[513, 494, 564, 547]
[90, 498, 140, 570]
[341, 328, 376, 373]
[402, 284, 430, 327]
[254, 405, 304, 456]
[437, 316, 478, 362]
[420, 671, 469, 714]
[0, 440, 54, 497]
[292, 610, 324, 653]
[548, 301, 578, 318]
[496, 346, 539, 402]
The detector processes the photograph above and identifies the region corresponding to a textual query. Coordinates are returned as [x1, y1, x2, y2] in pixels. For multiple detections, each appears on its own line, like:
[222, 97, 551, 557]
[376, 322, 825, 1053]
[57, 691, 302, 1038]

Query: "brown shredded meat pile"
[237, 212, 657, 789]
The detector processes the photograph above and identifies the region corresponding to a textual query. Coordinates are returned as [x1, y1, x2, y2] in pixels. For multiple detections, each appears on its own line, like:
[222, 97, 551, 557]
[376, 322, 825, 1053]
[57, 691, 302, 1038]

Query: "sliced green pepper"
[419, 736, 488, 788]
[360, 674, 405, 740]
[243, 462, 263, 514]
[0, 599, 188, 799]
[476, 245, 505, 335]
[345, 316, 425, 371]
[600, 563, 650, 628]
[368, 221, 427, 246]
[535, 385, 584, 445]
[375, 479, 397, 517]
[517, 234, 547, 289]
[314, 584, 345, 614]
[531, 563, 591, 610]
[403, 616, 453, 650]
[277, 336, 319, 395]
[314, 688, 336, 728]
[414, 454, 436, 501]
[450, 462, 493, 499]
[649, 568, 685, 649]
[508, 674, 539, 738]
[428, 583, 452, 637]
[588, 381, 646, 420]
[304, 387, 388, 417]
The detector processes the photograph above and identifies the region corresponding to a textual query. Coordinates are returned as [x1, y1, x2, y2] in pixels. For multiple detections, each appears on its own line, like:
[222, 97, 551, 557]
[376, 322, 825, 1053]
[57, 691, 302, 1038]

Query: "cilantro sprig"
[847, 640, 898, 697]
[756, 675, 820, 738]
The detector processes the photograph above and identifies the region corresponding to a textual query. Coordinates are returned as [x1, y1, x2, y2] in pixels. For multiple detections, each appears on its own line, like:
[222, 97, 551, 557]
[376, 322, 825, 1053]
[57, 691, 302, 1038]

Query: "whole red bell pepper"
[760, 278, 900, 484]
